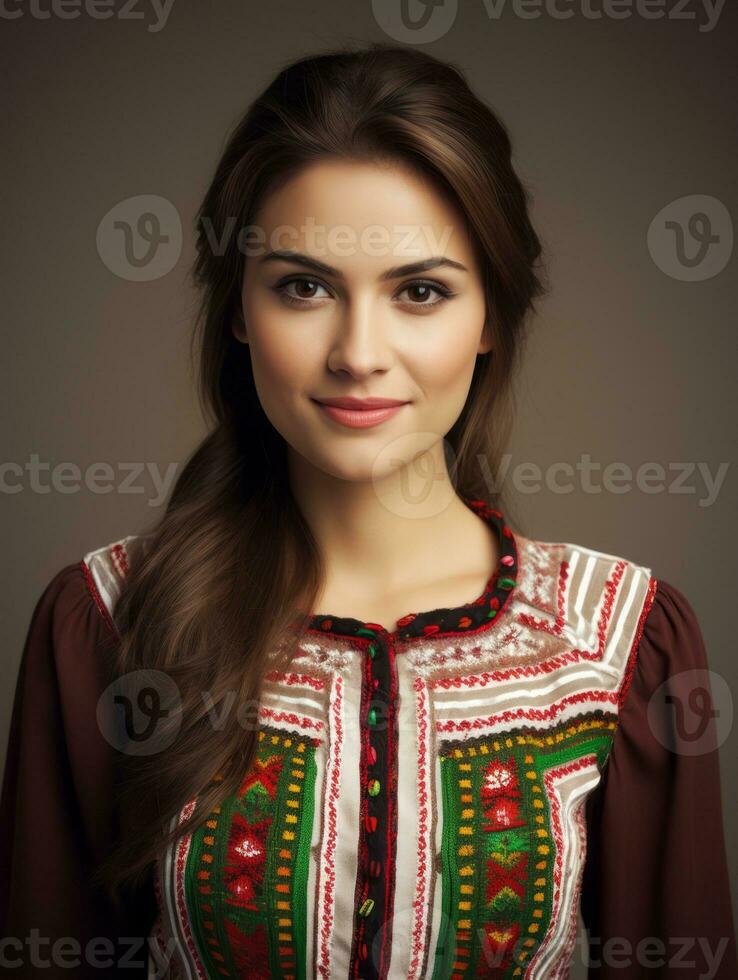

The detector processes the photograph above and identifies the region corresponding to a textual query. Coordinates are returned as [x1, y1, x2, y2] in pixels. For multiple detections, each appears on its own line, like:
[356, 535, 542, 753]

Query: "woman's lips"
[312, 400, 408, 429]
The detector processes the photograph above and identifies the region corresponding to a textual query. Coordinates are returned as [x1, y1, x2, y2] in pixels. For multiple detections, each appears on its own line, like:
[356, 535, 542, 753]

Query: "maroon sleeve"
[580, 578, 737, 978]
[0, 562, 157, 978]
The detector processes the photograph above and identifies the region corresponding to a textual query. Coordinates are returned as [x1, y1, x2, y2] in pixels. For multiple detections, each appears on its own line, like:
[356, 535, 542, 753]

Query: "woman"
[1, 43, 735, 980]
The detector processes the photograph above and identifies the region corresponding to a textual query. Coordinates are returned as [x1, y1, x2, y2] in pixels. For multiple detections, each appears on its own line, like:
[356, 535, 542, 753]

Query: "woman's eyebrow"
[259, 249, 467, 280]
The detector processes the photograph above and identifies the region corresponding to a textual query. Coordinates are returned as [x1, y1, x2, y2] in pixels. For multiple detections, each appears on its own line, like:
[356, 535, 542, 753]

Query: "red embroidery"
[380, 635, 400, 975]
[480, 759, 526, 832]
[263, 669, 326, 691]
[224, 812, 272, 911]
[317, 674, 343, 976]
[225, 917, 271, 978]
[174, 800, 208, 979]
[78, 559, 118, 636]
[429, 640, 633, 689]
[238, 752, 283, 798]
[517, 560, 625, 659]
[436, 690, 618, 733]
[256, 707, 324, 733]
[596, 561, 625, 655]
[478, 757, 528, 973]
[409, 677, 431, 979]
[618, 575, 658, 711]
[351, 648, 374, 973]
[430, 657, 587, 690]
[110, 541, 129, 577]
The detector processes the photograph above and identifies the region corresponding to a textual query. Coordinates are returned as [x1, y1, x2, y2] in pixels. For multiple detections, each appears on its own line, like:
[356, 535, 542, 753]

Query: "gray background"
[2, 1, 736, 972]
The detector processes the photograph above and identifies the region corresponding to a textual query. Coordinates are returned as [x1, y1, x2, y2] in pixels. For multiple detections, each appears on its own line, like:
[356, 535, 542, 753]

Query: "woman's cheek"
[250, 327, 311, 394]
[414, 344, 478, 427]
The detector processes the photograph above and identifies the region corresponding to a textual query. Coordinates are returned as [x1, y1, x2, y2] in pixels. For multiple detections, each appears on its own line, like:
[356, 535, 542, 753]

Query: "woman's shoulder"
[23, 532, 154, 668]
[511, 524, 656, 632]
[619, 575, 711, 717]
[512, 522, 701, 620]
[3, 538, 159, 968]
[37, 531, 150, 619]
[513, 522, 654, 579]
[20, 536, 126, 663]
[510, 525, 705, 700]
[75, 531, 154, 631]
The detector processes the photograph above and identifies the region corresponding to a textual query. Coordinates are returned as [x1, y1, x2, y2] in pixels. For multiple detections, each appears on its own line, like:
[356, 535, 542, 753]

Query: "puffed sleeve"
[0, 562, 157, 978]
[580, 578, 737, 978]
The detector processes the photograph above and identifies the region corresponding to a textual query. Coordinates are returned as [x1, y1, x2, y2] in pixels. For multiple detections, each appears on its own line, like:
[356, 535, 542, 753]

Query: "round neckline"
[304, 497, 518, 645]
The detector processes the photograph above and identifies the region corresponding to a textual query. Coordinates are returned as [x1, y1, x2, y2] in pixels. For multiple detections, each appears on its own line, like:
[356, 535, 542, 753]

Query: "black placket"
[350, 625, 399, 979]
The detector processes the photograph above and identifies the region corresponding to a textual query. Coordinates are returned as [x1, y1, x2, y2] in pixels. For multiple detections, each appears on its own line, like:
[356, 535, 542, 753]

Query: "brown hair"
[94, 40, 546, 902]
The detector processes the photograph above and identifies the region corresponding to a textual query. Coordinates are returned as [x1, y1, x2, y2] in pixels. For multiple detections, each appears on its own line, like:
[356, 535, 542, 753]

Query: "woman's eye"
[396, 281, 454, 308]
[276, 277, 331, 305]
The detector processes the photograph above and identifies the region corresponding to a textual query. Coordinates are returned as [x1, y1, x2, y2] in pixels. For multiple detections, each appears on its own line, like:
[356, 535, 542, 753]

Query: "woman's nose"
[326, 301, 394, 378]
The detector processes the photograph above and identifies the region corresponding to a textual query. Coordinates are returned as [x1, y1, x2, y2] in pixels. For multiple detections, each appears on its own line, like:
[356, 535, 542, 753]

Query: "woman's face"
[235, 158, 490, 486]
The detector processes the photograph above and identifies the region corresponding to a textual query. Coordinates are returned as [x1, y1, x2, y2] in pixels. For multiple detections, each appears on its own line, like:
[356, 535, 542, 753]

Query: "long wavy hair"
[94, 41, 547, 904]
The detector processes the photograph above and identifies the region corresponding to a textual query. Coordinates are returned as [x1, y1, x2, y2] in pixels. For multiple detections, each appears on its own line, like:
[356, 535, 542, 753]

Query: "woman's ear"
[231, 306, 249, 345]
[477, 319, 493, 355]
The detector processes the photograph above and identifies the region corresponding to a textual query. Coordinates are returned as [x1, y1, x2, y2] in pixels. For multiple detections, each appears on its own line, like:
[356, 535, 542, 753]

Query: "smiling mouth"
[311, 398, 409, 429]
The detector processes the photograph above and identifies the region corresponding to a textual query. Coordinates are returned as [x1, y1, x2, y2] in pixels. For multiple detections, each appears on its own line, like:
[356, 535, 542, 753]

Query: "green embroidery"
[432, 715, 616, 979]
[431, 754, 461, 980]
[184, 728, 319, 979]
[292, 746, 317, 978]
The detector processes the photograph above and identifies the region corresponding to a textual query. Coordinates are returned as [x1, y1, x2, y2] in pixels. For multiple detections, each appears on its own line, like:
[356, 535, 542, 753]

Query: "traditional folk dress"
[1, 500, 735, 979]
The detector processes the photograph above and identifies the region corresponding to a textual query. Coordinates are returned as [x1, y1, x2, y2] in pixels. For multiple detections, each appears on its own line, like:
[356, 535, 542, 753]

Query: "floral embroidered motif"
[184, 729, 319, 979]
[431, 719, 617, 980]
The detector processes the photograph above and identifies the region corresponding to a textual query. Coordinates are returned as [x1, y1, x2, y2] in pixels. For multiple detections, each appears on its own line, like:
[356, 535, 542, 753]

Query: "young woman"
[1, 43, 735, 980]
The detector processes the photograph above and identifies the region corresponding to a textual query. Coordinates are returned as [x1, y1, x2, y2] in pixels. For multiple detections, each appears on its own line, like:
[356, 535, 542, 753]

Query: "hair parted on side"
[93, 40, 547, 904]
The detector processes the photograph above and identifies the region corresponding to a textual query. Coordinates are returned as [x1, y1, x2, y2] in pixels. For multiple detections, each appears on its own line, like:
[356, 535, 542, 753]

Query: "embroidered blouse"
[1, 500, 736, 979]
